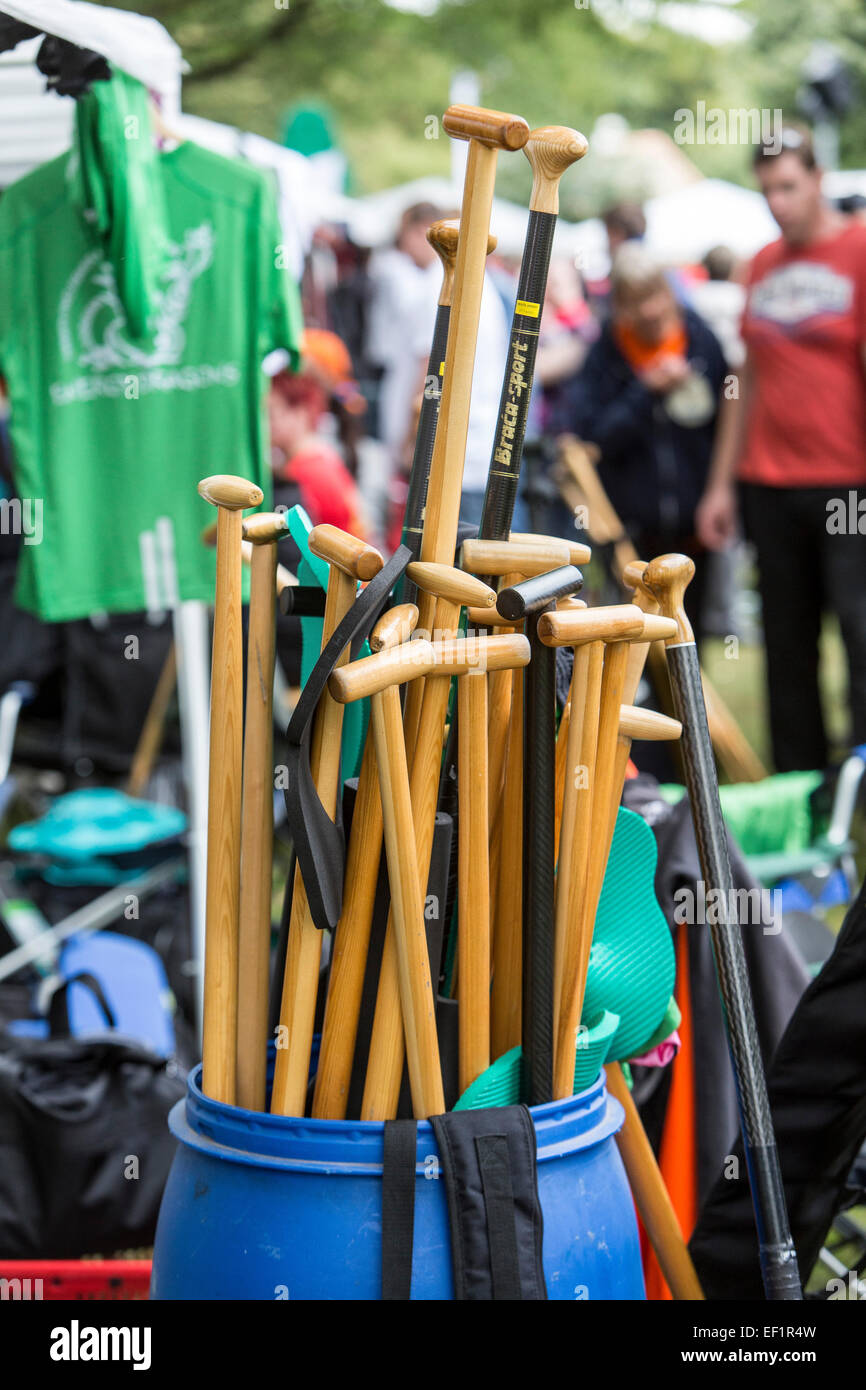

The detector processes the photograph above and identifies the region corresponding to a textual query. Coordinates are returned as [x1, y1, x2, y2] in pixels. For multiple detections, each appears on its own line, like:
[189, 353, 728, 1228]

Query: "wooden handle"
[639, 613, 678, 643]
[198, 474, 263, 511]
[509, 532, 591, 566]
[371, 603, 419, 652]
[428, 220, 497, 307]
[525, 126, 588, 214]
[201, 506, 245, 1104]
[236, 537, 278, 1111]
[242, 511, 288, 546]
[371, 687, 445, 1117]
[556, 595, 587, 612]
[537, 603, 644, 646]
[430, 632, 530, 676]
[466, 605, 522, 628]
[308, 524, 383, 581]
[329, 640, 436, 703]
[618, 705, 682, 742]
[442, 103, 529, 150]
[407, 561, 496, 610]
[606, 1062, 705, 1300]
[643, 554, 695, 644]
[461, 537, 572, 577]
[622, 559, 657, 611]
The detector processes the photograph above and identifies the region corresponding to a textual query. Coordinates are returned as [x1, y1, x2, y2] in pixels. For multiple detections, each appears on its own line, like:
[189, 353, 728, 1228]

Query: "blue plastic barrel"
[151, 1066, 645, 1300]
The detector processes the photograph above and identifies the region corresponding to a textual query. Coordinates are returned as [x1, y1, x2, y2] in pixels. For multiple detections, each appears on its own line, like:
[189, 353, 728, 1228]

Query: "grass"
[701, 617, 851, 779]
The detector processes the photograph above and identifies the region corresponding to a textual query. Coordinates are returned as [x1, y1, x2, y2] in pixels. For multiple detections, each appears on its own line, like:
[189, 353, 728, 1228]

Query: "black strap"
[430, 1105, 546, 1300]
[282, 546, 411, 933]
[47, 971, 117, 1037]
[476, 1134, 522, 1301]
[381, 1118, 417, 1300]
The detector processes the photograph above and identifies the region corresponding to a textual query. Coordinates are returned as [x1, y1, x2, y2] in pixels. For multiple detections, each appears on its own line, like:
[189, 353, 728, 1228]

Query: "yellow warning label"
[515, 299, 540, 318]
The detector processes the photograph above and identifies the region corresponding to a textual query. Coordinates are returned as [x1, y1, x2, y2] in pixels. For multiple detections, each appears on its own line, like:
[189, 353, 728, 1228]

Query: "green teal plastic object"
[8, 789, 186, 861]
[453, 1010, 620, 1111]
[582, 806, 676, 1064]
[631, 994, 681, 1059]
[287, 505, 368, 781]
[660, 771, 826, 884]
[454, 807, 675, 1109]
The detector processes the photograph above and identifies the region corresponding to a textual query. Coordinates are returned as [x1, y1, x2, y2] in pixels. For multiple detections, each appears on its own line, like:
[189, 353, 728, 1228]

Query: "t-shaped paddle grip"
[639, 613, 679, 643]
[242, 512, 289, 545]
[406, 561, 496, 610]
[198, 474, 264, 510]
[536, 603, 644, 646]
[370, 604, 419, 652]
[461, 537, 573, 578]
[622, 559, 658, 612]
[329, 641, 436, 704]
[509, 533, 591, 567]
[496, 565, 584, 621]
[442, 104, 530, 149]
[525, 126, 589, 215]
[427, 220, 497, 307]
[308, 524, 384, 582]
[430, 632, 530, 676]
[618, 705, 682, 742]
[643, 553, 696, 645]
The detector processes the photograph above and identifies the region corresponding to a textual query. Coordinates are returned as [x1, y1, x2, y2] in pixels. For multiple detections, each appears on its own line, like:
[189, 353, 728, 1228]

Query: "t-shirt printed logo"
[59, 223, 215, 370]
[50, 223, 240, 406]
[749, 261, 854, 329]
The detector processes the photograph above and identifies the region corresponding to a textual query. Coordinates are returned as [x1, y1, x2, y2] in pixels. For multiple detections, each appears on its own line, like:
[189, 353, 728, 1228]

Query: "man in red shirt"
[697, 127, 866, 771]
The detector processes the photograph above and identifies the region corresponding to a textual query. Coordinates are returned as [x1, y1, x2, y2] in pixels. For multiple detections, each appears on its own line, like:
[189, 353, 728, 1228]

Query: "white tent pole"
[154, 516, 209, 1045]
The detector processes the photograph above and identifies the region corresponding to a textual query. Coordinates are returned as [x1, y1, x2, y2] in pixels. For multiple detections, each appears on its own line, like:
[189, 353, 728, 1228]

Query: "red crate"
[0, 1260, 151, 1300]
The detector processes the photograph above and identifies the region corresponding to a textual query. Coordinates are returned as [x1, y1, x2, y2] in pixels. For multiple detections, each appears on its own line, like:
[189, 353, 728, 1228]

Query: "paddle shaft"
[479, 208, 556, 547]
[201, 504, 244, 1104]
[236, 538, 278, 1111]
[605, 1061, 705, 1301]
[372, 684, 445, 1118]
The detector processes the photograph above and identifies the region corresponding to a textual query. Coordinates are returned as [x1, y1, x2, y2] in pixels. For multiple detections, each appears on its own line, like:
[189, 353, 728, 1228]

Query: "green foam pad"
[453, 1010, 620, 1111]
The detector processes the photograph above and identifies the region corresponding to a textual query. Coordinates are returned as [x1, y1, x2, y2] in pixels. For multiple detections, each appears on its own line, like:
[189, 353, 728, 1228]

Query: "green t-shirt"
[0, 141, 302, 620]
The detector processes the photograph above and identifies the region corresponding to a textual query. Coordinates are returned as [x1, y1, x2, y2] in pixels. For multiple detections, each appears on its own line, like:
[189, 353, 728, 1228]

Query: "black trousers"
[741, 482, 866, 772]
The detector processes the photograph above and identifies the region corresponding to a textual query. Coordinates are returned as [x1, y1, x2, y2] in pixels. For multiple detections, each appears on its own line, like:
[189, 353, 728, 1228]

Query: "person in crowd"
[555, 243, 727, 638]
[603, 201, 647, 258]
[365, 202, 441, 483]
[696, 126, 866, 771]
[688, 246, 746, 639]
[690, 246, 746, 369]
[268, 369, 368, 538]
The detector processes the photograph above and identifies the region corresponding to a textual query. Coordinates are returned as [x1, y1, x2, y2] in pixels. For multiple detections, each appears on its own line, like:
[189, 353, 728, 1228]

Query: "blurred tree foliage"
[96, 0, 865, 213]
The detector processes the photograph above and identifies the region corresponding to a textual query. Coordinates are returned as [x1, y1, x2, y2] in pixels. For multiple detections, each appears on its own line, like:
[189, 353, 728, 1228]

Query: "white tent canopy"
[0, 0, 185, 104]
[341, 176, 584, 260]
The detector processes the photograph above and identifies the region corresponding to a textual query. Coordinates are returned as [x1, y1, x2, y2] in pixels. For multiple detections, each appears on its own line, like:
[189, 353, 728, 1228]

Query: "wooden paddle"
[197, 473, 264, 1105]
